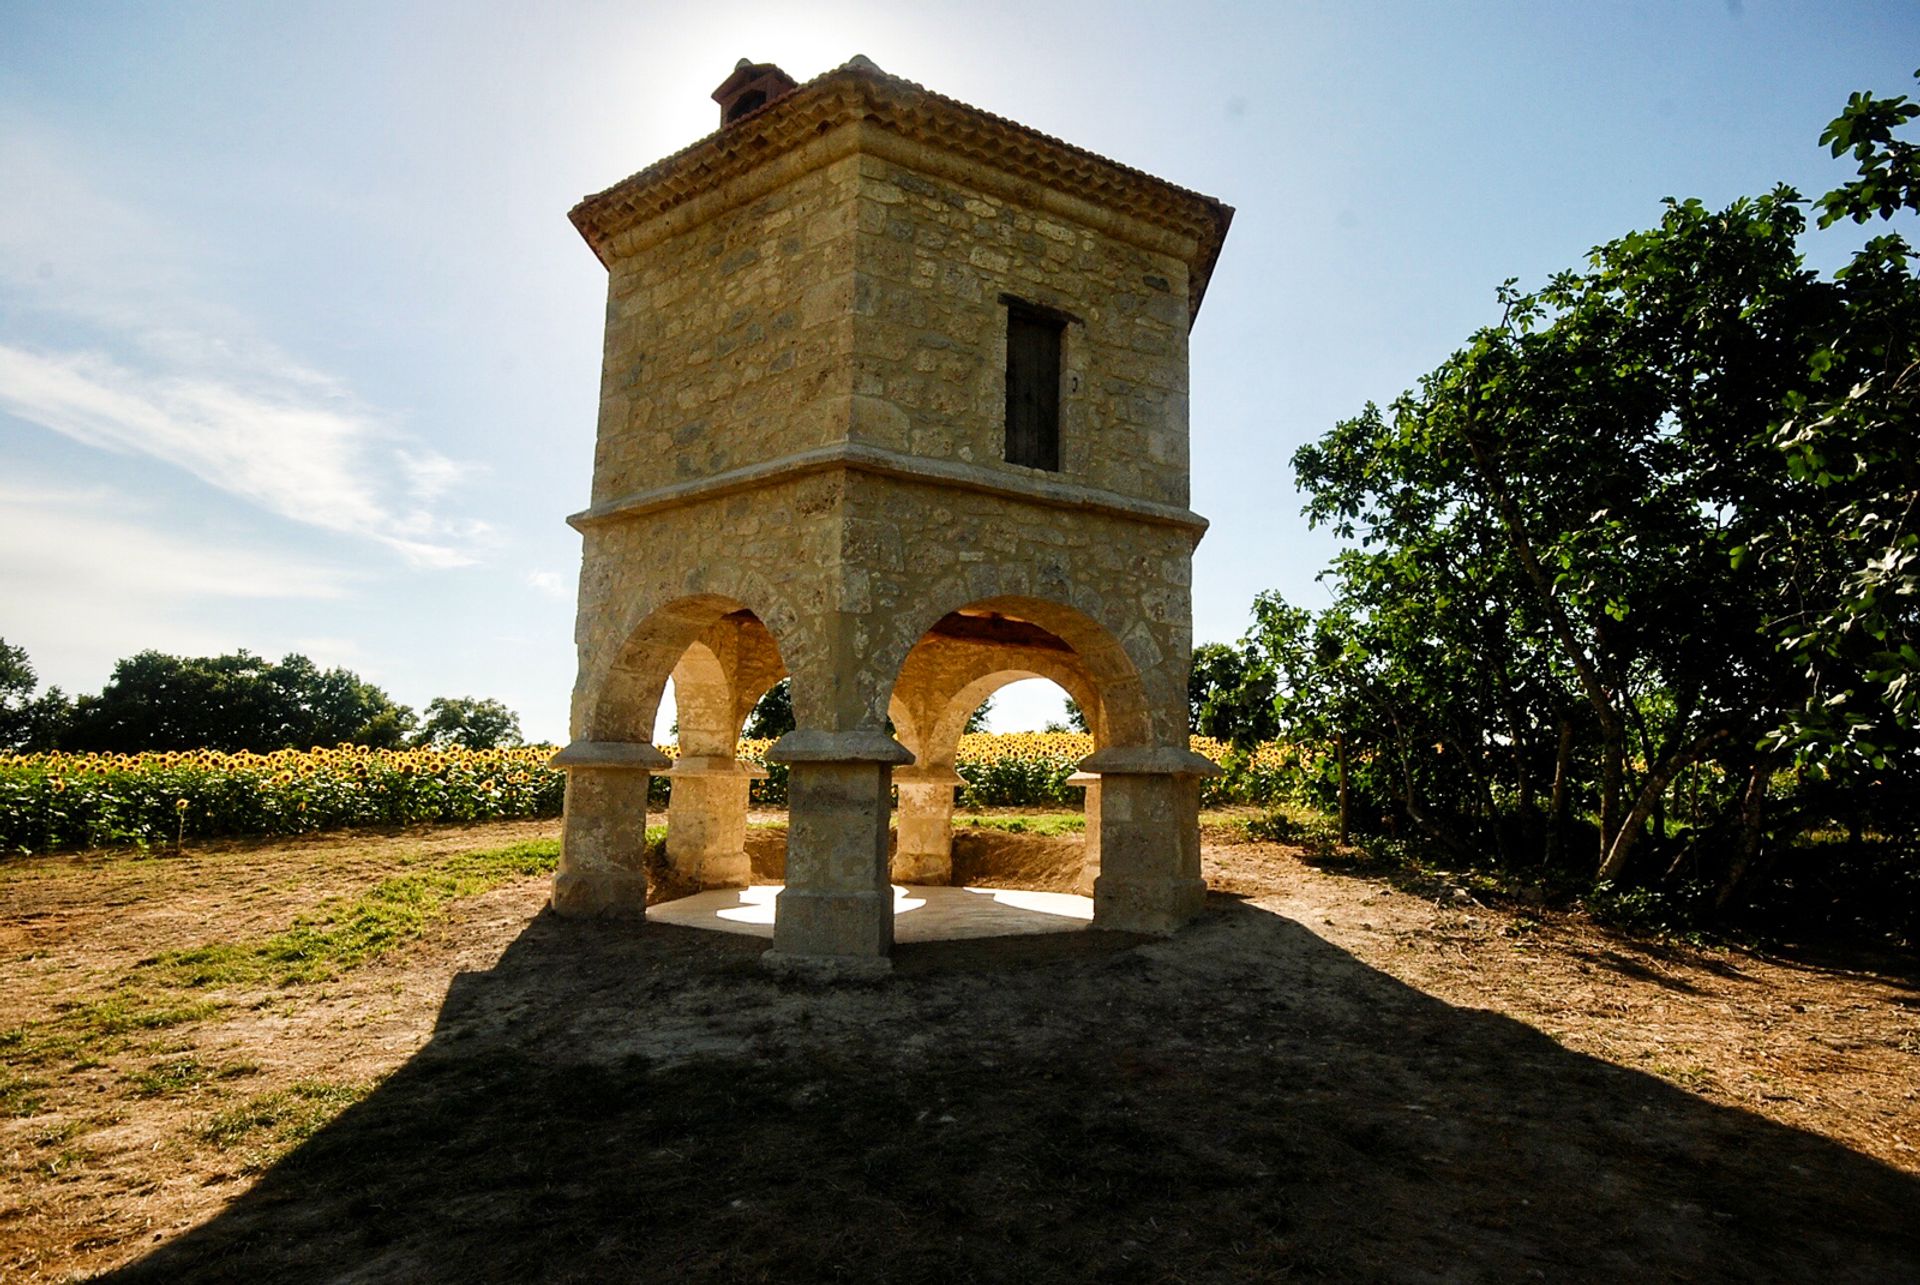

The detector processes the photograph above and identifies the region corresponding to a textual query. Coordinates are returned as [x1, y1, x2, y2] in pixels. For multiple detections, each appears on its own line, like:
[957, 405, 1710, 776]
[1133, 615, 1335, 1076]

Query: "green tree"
[411, 696, 524, 749]
[1767, 72, 1920, 771]
[0, 639, 71, 752]
[1273, 76, 1920, 913]
[63, 651, 416, 752]
[1188, 640, 1279, 745]
[743, 677, 989, 739]
[743, 678, 795, 739]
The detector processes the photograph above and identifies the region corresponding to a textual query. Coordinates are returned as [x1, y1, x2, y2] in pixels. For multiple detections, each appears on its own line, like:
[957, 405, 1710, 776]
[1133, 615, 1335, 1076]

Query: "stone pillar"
[549, 741, 670, 918]
[763, 728, 914, 976]
[893, 764, 962, 885]
[1078, 746, 1219, 935]
[1065, 770, 1102, 897]
[664, 755, 767, 889]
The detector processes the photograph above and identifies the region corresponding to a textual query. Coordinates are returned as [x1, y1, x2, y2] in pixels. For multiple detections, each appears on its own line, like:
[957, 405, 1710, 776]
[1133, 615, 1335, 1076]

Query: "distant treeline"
[0, 641, 524, 754]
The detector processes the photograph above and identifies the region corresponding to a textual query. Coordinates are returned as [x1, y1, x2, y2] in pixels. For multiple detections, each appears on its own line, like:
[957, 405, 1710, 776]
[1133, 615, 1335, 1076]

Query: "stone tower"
[551, 56, 1232, 973]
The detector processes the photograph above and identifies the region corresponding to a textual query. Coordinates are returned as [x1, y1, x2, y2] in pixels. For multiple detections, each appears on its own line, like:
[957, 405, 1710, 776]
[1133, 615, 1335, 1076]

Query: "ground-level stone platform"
[648, 884, 1093, 942]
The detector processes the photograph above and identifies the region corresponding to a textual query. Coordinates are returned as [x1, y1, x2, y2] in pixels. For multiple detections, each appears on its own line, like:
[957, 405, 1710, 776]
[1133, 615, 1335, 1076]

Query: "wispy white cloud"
[0, 117, 488, 568]
[0, 480, 351, 602]
[525, 569, 572, 599]
[0, 480, 354, 691]
[0, 344, 483, 566]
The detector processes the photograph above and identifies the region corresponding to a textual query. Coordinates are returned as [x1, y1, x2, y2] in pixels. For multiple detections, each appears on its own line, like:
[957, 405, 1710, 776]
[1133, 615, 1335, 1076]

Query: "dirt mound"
[950, 829, 1085, 891]
[741, 825, 1086, 890]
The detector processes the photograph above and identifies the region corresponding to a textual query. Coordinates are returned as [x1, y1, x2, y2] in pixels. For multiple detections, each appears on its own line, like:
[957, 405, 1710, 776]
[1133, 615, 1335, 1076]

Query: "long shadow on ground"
[104, 897, 1919, 1283]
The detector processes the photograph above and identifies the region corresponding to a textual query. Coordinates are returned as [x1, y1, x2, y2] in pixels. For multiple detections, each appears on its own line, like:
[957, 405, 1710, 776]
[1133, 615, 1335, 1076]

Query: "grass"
[0, 839, 562, 1111]
[955, 813, 1086, 837]
[1, 1065, 47, 1116]
[142, 839, 560, 988]
[126, 1056, 259, 1098]
[2, 992, 231, 1073]
[200, 1080, 370, 1168]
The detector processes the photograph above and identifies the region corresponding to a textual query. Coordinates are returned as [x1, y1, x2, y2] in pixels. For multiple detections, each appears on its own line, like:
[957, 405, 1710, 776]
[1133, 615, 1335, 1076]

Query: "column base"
[1093, 875, 1206, 935]
[772, 887, 892, 958]
[551, 868, 649, 919]
[890, 851, 951, 885]
[689, 852, 751, 888]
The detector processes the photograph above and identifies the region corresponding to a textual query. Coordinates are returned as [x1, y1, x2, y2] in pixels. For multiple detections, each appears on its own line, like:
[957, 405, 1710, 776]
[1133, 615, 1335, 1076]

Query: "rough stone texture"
[774, 759, 896, 964]
[552, 767, 653, 918]
[663, 759, 762, 888]
[1066, 772, 1102, 896]
[893, 769, 963, 884]
[551, 57, 1230, 961]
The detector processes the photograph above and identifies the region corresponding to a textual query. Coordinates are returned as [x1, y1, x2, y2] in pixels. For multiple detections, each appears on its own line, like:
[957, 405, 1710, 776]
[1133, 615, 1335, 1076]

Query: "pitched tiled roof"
[570, 56, 1233, 325]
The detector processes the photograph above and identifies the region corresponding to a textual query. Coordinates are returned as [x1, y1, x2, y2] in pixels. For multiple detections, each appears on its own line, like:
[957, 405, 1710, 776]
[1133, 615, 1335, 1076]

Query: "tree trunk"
[1546, 716, 1574, 867]
[1597, 729, 1728, 883]
[1715, 759, 1771, 911]
[1336, 732, 1349, 846]
[1598, 732, 1624, 865]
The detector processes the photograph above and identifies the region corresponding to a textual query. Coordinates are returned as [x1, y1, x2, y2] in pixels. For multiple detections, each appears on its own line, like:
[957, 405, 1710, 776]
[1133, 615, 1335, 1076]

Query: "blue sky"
[2, 1, 1915, 742]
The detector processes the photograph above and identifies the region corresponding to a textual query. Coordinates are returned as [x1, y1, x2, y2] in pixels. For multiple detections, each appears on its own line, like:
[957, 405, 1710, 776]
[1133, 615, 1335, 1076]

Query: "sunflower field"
[0, 746, 567, 854]
[1, 735, 1299, 854]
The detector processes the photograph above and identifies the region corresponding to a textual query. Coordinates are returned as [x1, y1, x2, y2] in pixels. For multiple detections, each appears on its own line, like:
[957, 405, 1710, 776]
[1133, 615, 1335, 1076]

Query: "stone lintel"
[550, 741, 672, 771]
[1078, 746, 1222, 778]
[666, 755, 770, 779]
[766, 728, 915, 765]
[566, 442, 1209, 540]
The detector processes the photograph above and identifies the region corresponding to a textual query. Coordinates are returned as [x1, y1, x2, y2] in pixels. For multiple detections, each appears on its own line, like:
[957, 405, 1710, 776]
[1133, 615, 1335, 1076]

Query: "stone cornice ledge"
[550, 741, 672, 770]
[568, 443, 1209, 538]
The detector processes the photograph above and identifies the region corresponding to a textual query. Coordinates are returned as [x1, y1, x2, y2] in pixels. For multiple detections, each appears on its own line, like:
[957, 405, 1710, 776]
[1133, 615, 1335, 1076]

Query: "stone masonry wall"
[572, 128, 1201, 754]
[590, 153, 863, 505]
[849, 151, 1193, 509]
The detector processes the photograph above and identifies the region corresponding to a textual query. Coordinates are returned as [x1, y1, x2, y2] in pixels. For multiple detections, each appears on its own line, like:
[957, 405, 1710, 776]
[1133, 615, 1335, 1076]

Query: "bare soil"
[2, 818, 1916, 1282]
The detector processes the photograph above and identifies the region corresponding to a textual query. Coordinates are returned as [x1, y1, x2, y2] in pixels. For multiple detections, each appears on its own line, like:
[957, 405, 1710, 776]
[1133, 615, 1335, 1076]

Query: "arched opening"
[882, 597, 1144, 895]
[554, 594, 789, 917]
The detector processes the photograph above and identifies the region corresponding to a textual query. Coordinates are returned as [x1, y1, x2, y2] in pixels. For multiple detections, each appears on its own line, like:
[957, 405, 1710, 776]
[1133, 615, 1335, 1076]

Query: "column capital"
[550, 740, 672, 770]
[766, 728, 914, 765]
[1077, 745, 1221, 778]
[666, 754, 770, 779]
[894, 764, 965, 786]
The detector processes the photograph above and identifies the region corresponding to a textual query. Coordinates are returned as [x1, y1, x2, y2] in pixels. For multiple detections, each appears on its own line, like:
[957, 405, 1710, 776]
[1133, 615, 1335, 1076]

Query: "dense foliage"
[1229, 77, 1920, 943]
[0, 641, 69, 753]
[58, 650, 417, 752]
[411, 697, 524, 749]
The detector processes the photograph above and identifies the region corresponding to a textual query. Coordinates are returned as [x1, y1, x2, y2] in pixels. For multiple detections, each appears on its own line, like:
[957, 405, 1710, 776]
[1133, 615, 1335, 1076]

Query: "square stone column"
[1065, 770, 1102, 897]
[664, 756, 768, 888]
[763, 728, 914, 976]
[550, 741, 670, 918]
[892, 765, 963, 885]
[1078, 746, 1219, 935]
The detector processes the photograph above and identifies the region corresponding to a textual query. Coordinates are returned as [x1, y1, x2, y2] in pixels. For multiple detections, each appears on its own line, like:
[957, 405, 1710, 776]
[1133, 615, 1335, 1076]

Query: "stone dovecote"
[550, 56, 1232, 974]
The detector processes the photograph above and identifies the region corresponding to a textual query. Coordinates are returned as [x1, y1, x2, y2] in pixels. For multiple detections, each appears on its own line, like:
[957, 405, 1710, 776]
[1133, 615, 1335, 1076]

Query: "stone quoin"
[550, 55, 1233, 974]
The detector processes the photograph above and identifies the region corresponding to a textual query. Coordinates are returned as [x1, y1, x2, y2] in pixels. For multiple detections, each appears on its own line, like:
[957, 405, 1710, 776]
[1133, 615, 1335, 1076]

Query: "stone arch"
[877, 593, 1151, 750]
[585, 589, 796, 745]
[925, 664, 1103, 766]
[880, 596, 1143, 890]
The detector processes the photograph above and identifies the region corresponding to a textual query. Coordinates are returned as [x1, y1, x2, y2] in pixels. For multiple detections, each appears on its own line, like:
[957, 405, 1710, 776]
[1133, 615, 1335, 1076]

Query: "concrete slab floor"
[648, 884, 1094, 942]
